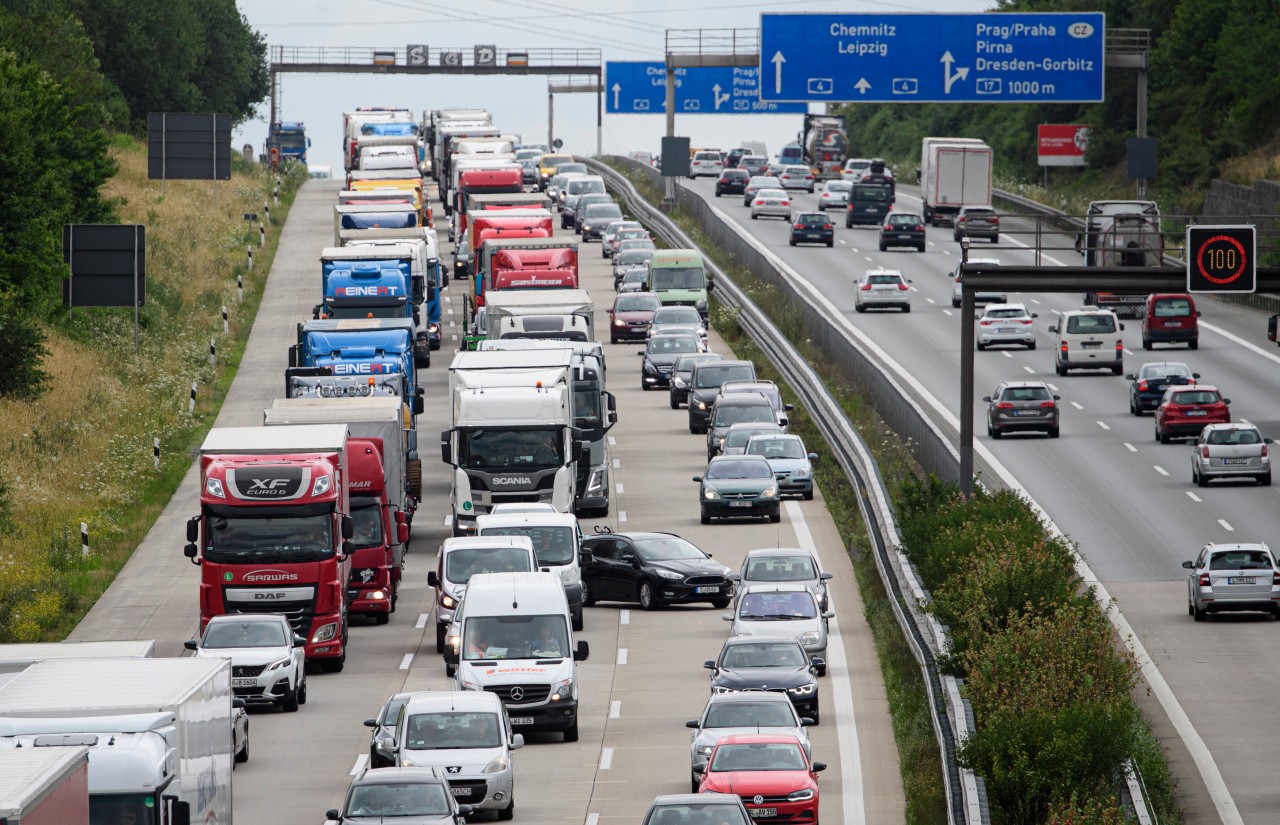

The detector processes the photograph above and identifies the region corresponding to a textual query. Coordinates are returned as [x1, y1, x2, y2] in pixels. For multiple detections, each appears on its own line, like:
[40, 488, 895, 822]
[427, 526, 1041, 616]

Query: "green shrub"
[0, 291, 49, 399]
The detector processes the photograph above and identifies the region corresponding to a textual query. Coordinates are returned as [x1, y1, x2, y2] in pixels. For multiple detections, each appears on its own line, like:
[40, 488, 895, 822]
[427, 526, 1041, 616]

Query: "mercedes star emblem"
[509, 686, 525, 701]
[753, 795, 765, 805]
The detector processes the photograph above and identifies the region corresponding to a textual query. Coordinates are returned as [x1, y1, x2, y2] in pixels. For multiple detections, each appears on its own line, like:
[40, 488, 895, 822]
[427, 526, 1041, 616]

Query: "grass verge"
[0, 140, 307, 642]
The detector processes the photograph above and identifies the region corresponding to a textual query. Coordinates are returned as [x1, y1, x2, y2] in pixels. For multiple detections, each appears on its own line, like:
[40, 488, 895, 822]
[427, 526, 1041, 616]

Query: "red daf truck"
[184, 423, 355, 672]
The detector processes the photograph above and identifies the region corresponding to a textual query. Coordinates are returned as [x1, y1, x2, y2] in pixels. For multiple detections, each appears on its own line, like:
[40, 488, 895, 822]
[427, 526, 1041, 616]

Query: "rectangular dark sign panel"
[62, 224, 145, 307]
[147, 112, 232, 180]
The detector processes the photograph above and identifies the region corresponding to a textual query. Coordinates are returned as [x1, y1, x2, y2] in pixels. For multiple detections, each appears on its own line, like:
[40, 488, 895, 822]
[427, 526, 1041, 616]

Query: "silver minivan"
[427, 536, 536, 655]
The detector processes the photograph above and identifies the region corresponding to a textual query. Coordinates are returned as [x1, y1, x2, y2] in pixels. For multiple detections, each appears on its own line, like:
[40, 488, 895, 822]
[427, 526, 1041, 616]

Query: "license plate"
[1228, 577, 1256, 585]
[749, 809, 778, 819]
[510, 717, 534, 725]
[729, 500, 753, 508]
[895, 233, 912, 239]
[1014, 409, 1038, 416]
[997, 327, 1017, 334]
[1223, 458, 1249, 465]
[450, 788, 471, 797]
[232, 678, 256, 688]
[1081, 341, 1102, 349]
[696, 586, 719, 593]
[1165, 321, 1182, 327]
[1187, 410, 1208, 416]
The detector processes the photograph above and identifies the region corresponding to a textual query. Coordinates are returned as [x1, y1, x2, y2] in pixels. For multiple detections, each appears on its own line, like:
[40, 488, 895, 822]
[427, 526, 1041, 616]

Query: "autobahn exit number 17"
[1186, 225, 1255, 293]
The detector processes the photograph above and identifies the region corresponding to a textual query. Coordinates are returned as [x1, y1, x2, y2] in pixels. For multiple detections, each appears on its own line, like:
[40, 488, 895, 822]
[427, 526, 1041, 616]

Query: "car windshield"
[713, 404, 775, 427]
[481, 526, 576, 565]
[567, 179, 605, 195]
[705, 701, 797, 728]
[1140, 364, 1191, 380]
[633, 536, 705, 561]
[751, 178, 781, 188]
[866, 274, 902, 285]
[726, 427, 777, 448]
[985, 308, 1026, 319]
[1171, 391, 1220, 405]
[349, 501, 384, 549]
[1154, 298, 1192, 316]
[347, 782, 451, 817]
[706, 460, 772, 480]
[404, 711, 502, 749]
[204, 512, 335, 564]
[747, 438, 807, 460]
[852, 185, 891, 202]
[745, 555, 817, 582]
[586, 205, 622, 219]
[1209, 551, 1274, 570]
[648, 336, 700, 355]
[738, 591, 817, 619]
[676, 355, 721, 374]
[1206, 428, 1260, 445]
[695, 365, 754, 389]
[724, 639, 807, 666]
[618, 251, 652, 266]
[462, 614, 569, 660]
[796, 214, 827, 225]
[202, 620, 287, 649]
[644, 804, 750, 825]
[710, 742, 806, 772]
[617, 295, 660, 312]
[653, 307, 702, 325]
[651, 267, 706, 290]
[887, 214, 920, 226]
[445, 547, 533, 584]
[616, 231, 649, 243]
[457, 427, 563, 470]
[825, 182, 852, 192]
[1066, 314, 1117, 334]
[1000, 386, 1051, 402]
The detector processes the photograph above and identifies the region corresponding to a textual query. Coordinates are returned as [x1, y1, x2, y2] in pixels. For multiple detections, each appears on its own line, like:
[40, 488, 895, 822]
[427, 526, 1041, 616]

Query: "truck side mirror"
[605, 392, 618, 429]
[574, 640, 590, 661]
[342, 515, 355, 540]
[412, 396, 424, 416]
[293, 635, 306, 647]
[398, 522, 409, 544]
[440, 431, 453, 465]
[186, 517, 199, 543]
[311, 304, 322, 320]
[183, 543, 199, 563]
[165, 798, 191, 825]
[288, 343, 300, 369]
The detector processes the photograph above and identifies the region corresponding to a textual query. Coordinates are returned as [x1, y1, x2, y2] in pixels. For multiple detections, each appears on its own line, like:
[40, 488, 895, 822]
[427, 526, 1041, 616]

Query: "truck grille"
[233, 664, 266, 678]
[223, 600, 315, 638]
[445, 780, 488, 804]
[485, 684, 550, 704]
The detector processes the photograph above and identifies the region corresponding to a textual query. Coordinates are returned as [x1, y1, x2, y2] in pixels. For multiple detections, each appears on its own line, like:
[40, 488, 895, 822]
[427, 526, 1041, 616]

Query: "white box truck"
[916, 137, 993, 227]
[485, 289, 595, 343]
[0, 746, 90, 825]
[0, 640, 155, 674]
[0, 657, 234, 825]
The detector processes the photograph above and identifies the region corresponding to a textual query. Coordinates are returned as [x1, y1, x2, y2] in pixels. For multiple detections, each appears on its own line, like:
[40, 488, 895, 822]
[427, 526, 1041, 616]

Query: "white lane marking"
[1070, 401, 1084, 410]
[839, 239, 848, 245]
[451, 334, 458, 341]
[1124, 348, 1134, 355]
[619, 510, 627, 523]
[1201, 321, 1280, 368]
[586, 815, 600, 825]
[1097, 421, 1110, 430]
[1187, 492, 1202, 503]
[399, 654, 414, 670]
[927, 241, 936, 247]
[610, 700, 621, 719]
[608, 436, 617, 446]
[617, 648, 628, 665]
[1051, 308, 1062, 315]
[910, 286, 920, 292]
[1047, 383, 1059, 392]
[620, 610, 630, 625]
[1001, 233, 1069, 266]
[786, 500, 865, 825]
[447, 308, 454, 315]
[1124, 443, 1137, 452]
[1030, 298, 1042, 305]
[1023, 365, 1035, 374]
[616, 483, 625, 494]
[599, 747, 614, 770]
[1239, 418, 1252, 426]
[1218, 519, 1235, 532]
[864, 256, 873, 262]
[942, 309, 953, 317]
[443, 514, 453, 527]
[444, 296, 452, 304]
[350, 754, 369, 775]
[942, 249, 952, 256]
[925, 297, 936, 304]
[612, 458, 621, 469]
[1154, 466, 1169, 477]
[415, 613, 429, 630]
[705, 201, 1243, 822]
[1002, 351, 1012, 358]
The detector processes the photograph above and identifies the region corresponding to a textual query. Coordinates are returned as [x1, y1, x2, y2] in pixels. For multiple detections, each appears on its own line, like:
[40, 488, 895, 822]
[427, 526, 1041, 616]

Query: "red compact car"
[1154, 384, 1231, 444]
[698, 734, 825, 823]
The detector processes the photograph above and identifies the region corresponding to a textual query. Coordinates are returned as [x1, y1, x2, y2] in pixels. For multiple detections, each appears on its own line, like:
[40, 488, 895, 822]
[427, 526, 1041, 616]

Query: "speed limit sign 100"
[1186, 225, 1256, 294]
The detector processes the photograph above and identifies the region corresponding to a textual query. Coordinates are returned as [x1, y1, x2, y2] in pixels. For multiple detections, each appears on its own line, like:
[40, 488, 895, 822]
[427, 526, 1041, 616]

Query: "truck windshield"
[90, 794, 159, 825]
[350, 502, 384, 549]
[325, 304, 405, 320]
[204, 513, 334, 563]
[404, 711, 502, 749]
[463, 614, 569, 660]
[342, 212, 418, 230]
[277, 133, 307, 150]
[458, 428, 563, 470]
[483, 526, 576, 566]
[651, 267, 705, 290]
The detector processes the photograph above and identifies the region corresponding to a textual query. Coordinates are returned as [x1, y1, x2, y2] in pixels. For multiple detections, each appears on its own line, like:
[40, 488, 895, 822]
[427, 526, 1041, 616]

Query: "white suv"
[186, 614, 307, 712]
[1048, 306, 1125, 375]
[689, 151, 724, 178]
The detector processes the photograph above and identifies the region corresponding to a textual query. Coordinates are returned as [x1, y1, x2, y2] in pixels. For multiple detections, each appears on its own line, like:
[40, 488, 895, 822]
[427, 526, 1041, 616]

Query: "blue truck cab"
[268, 121, 310, 164]
[317, 258, 430, 369]
[289, 319, 424, 417]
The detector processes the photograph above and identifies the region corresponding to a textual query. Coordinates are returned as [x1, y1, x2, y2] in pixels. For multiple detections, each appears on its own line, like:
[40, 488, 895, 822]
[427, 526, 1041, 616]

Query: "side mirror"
[637, 351, 646, 357]
[784, 403, 795, 412]
[1192, 372, 1201, 379]
[1053, 395, 1061, 401]
[326, 810, 340, 822]
[693, 759, 709, 773]
[692, 476, 702, 482]
[398, 523, 410, 544]
[574, 640, 590, 661]
[981, 396, 992, 403]
[620, 553, 638, 567]
[703, 660, 716, 670]
[1267, 438, 1275, 445]
[1125, 374, 1136, 381]
[232, 698, 246, 709]
[820, 572, 833, 581]
[427, 571, 440, 588]
[1031, 313, 1039, 318]
[727, 572, 741, 582]
[363, 718, 378, 728]
[184, 640, 198, 651]
[183, 543, 199, 563]
[511, 733, 525, 750]
[412, 396, 425, 416]
[1048, 324, 1058, 333]
[722, 614, 733, 622]
[1224, 398, 1232, 405]
[812, 761, 828, 773]
[822, 611, 835, 619]
[186, 517, 199, 543]
[810, 656, 825, 670]
[342, 516, 354, 540]
[1119, 323, 1126, 330]
[686, 719, 700, 728]
[311, 304, 322, 321]
[167, 799, 191, 825]
[807, 453, 819, 462]
[801, 717, 816, 726]
[293, 635, 306, 647]
[1181, 560, 1194, 569]
[457, 805, 474, 817]
[778, 416, 789, 428]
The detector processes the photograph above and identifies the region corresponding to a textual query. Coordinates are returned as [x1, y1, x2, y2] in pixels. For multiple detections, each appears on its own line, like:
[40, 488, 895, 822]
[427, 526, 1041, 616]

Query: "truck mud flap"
[407, 458, 423, 500]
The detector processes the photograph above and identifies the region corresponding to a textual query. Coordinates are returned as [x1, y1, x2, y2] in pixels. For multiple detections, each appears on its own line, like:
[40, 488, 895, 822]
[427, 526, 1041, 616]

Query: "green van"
[645, 249, 710, 318]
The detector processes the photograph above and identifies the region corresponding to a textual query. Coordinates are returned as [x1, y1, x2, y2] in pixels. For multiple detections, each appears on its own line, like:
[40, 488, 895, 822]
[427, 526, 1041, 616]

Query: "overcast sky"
[234, 0, 990, 170]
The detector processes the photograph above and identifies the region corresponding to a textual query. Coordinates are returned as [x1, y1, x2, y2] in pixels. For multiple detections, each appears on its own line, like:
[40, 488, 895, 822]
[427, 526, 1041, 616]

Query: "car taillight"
[996, 402, 1014, 410]
[1116, 341, 1123, 352]
[781, 201, 790, 206]
[958, 217, 967, 224]
[754, 200, 764, 206]
[991, 216, 1000, 225]
[898, 283, 910, 291]
[883, 224, 891, 231]
[1040, 401, 1056, 409]
[1264, 444, 1270, 458]
[1272, 570, 1280, 585]
[1201, 446, 1210, 458]
[1199, 573, 1211, 586]
[916, 225, 925, 232]
[979, 319, 994, 326]
[1019, 318, 1033, 325]
[823, 224, 832, 230]
[794, 223, 805, 230]
[1060, 342, 1068, 353]
[860, 284, 872, 291]
[1138, 381, 1148, 391]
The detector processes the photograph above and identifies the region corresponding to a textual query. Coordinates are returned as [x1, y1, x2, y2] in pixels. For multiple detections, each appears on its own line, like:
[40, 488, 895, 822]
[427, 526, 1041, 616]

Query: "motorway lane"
[69, 176, 904, 824]
[686, 176, 1280, 822]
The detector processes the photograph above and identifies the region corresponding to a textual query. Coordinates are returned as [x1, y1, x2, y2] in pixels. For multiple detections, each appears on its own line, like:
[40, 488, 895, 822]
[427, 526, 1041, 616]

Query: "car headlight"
[787, 788, 815, 802]
[560, 565, 581, 585]
[787, 683, 816, 696]
[312, 622, 338, 643]
[551, 678, 575, 701]
[655, 568, 683, 580]
[695, 400, 708, 410]
[712, 685, 738, 694]
[587, 467, 604, 494]
[792, 467, 811, 479]
[460, 680, 481, 691]
[761, 486, 777, 498]
[672, 377, 687, 388]
[613, 318, 627, 327]
[267, 657, 291, 672]
[441, 593, 458, 609]
[704, 489, 720, 500]
[799, 631, 821, 645]
[483, 754, 510, 773]
[699, 745, 715, 756]
[696, 299, 707, 312]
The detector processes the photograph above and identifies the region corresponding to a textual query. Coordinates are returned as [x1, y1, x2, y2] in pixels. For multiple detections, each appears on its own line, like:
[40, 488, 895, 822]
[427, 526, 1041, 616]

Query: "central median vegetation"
[609, 159, 1179, 824]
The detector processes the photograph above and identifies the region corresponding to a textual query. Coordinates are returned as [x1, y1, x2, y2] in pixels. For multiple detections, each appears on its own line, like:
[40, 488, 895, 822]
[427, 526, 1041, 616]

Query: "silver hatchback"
[1184, 543, 1280, 620]
[855, 267, 911, 313]
[1191, 423, 1272, 486]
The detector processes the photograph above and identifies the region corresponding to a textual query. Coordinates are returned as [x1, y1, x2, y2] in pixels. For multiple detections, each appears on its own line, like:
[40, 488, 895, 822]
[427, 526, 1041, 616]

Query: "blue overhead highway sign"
[605, 61, 807, 115]
[760, 12, 1104, 103]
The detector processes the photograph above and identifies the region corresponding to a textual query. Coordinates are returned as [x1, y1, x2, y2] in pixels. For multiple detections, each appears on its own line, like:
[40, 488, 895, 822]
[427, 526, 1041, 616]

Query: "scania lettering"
[185, 424, 354, 671]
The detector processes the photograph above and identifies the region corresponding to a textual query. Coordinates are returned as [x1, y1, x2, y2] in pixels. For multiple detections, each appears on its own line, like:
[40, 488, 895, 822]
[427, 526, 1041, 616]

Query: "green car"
[693, 455, 781, 524]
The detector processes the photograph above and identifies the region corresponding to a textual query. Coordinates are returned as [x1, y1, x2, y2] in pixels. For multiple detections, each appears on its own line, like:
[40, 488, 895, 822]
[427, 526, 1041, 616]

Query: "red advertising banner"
[1038, 124, 1090, 167]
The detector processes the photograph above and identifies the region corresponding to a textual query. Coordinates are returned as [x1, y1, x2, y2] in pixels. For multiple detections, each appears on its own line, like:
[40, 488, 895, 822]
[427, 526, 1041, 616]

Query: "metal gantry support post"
[548, 76, 603, 155]
[958, 239, 975, 496]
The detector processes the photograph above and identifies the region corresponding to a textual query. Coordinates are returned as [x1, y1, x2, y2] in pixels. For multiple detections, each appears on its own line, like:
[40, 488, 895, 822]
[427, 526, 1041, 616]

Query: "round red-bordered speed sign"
[1195, 233, 1248, 285]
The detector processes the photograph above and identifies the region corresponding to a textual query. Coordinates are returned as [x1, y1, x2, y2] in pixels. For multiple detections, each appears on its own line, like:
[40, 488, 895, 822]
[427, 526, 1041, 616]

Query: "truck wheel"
[572, 608, 584, 632]
[563, 719, 580, 743]
[374, 611, 390, 625]
[435, 624, 446, 654]
[320, 652, 345, 673]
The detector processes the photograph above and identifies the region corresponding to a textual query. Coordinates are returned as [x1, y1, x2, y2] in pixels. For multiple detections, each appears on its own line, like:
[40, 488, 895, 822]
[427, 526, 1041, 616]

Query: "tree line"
[0, 0, 268, 397]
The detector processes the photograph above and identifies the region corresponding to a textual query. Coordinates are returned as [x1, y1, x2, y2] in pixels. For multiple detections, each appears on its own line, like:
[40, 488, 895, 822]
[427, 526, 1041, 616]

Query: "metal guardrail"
[586, 157, 988, 825]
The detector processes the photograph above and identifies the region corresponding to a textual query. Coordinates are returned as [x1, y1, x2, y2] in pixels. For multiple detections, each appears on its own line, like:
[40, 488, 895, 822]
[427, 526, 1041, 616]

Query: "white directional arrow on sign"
[712, 84, 730, 110]
[941, 51, 969, 94]
[612, 83, 621, 109]
[772, 51, 786, 94]
[854, 78, 872, 95]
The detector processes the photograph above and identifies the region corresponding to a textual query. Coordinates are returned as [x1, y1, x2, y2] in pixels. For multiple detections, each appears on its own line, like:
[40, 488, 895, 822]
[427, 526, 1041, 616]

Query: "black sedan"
[878, 211, 926, 252]
[704, 636, 822, 724]
[789, 212, 834, 247]
[715, 169, 750, 197]
[580, 530, 733, 610]
[639, 332, 704, 391]
[1128, 361, 1199, 415]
